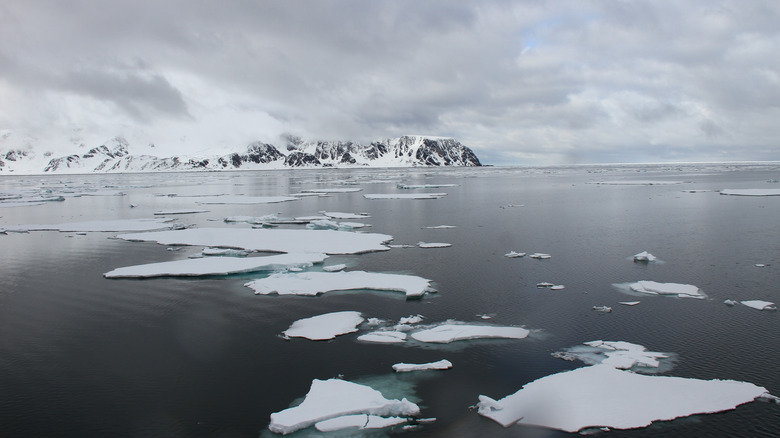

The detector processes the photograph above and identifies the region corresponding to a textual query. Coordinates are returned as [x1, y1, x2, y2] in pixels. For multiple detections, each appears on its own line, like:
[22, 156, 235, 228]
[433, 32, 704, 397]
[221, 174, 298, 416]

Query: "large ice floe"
[476, 363, 769, 433]
[245, 271, 432, 298]
[195, 195, 299, 204]
[268, 378, 420, 435]
[282, 311, 365, 341]
[364, 193, 447, 200]
[314, 414, 409, 432]
[719, 189, 780, 196]
[104, 253, 327, 278]
[392, 360, 452, 372]
[410, 323, 530, 343]
[624, 281, 705, 299]
[5, 218, 176, 233]
[115, 228, 392, 254]
[739, 300, 777, 311]
[552, 340, 672, 371]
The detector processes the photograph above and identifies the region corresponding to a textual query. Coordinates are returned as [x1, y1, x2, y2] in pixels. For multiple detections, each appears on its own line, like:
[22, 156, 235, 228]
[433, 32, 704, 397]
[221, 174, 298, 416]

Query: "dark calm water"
[1, 164, 779, 437]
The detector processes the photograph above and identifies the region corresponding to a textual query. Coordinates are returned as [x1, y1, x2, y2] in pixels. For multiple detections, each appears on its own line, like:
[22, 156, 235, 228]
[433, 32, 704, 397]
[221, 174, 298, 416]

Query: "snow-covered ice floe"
[619, 301, 641, 306]
[115, 228, 393, 254]
[740, 300, 777, 311]
[357, 331, 408, 343]
[476, 364, 769, 433]
[320, 211, 371, 219]
[5, 218, 175, 233]
[397, 184, 458, 189]
[504, 251, 526, 258]
[305, 219, 368, 230]
[268, 378, 420, 435]
[529, 253, 551, 259]
[392, 360, 452, 372]
[201, 247, 250, 257]
[626, 281, 705, 299]
[104, 253, 327, 278]
[552, 340, 671, 371]
[424, 225, 456, 229]
[719, 189, 780, 196]
[417, 242, 451, 248]
[592, 306, 612, 313]
[245, 271, 433, 298]
[589, 180, 685, 185]
[300, 188, 363, 194]
[322, 264, 347, 272]
[195, 195, 299, 204]
[315, 414, 409, 432]
[282, 311, 364, 341]
[633, 251, 657, 262]
[364, 193, 447, 200]
[153, 209, 209, 215]
[410, 323, 529, 344]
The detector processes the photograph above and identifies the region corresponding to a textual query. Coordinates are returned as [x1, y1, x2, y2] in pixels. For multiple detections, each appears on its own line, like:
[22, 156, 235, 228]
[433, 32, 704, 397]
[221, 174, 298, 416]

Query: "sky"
[1, 0, 779, 165]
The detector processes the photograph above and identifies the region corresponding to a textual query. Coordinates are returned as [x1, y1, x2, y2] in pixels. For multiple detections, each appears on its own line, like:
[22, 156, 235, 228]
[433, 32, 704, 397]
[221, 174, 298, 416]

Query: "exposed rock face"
[2, 135, 481, 174]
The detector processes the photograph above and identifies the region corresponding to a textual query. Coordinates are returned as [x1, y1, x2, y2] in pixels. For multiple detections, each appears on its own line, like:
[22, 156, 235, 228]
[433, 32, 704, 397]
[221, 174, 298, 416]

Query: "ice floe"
[529, 253, 551, 259]
[424, 225, 456, 229]
[300, 188, 363, 194]
[504, 251, 526, 258]
[282, 311, 364, 341]
[592, 306, 613, 313]
[740, 300, 777, 311]
[392, 360, 452, 372]
[633, 251, 657, 262]
[116, 228, 393, 254]
[364, 193, 447, 200]
[476, 363, 769, 433]
[320, 211, 371, 219]
[245, 271, 432, 298]
[357, 331, 408, 343]
[589, 180, 685, 185]
[201, 247, 250, 257]
[399, 315, 424, 325]
[397, 183, 458, 189]
[619, 301, 641, 306]
[5, 218, 176, 233]
[104, 253, 327, 278]
[195, 195, 298, 204]
[553, 341, 671, 370]
[719, 189, 780, 196]
[410, 323, 529, 344]
[628, 281, 704, 299]
[315, 414, 409, 432]
[153, 209, 209, 215]
[322, 264, 347, 272]
[417, 242, 452, 248]
[536, 282, 564, 290]
[305, 219, 368, 230]
[268, 378, 420, 435]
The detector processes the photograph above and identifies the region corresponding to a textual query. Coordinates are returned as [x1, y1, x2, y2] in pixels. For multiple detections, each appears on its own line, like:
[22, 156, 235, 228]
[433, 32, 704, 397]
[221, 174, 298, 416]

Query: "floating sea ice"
[553, 340, 670, 370]
[740, 300, 777, 311]
[116, 228, 393, 255]
[282, 311, 364, 341]
[5, 217, 176, 233]
[550, 285, 565, 290]
[633, 251, 657, 262]
[202, 247, 250, 257]
[592, 306, 612, 313]
[754, 263, 769, 267]
[724, 299, 738, 306]
[410, 323, 530, 344]
[392, 360, 452, 372]
[476, 364, 769, 433]
[315, 414, 409, 432]
[364, 193, 447, 200]
[388, 244, 416, 248]
[245, 271, 433, 298]
[589, 180, 685, 185]
[504, 251, 526, 258]
[357, 331, 408, 344]
[629, 281, 704, 299]
[300, 188, 363, 194]
[104, 253, 327, 278]
[529, 253, 551, 259]
[223, 214, 279, 224]
[424, 225, 456, 229]
[196, 195, 298, 204]
[399, 314, 424, 325]
[397, 183, 458, 189]
[536, 282, 555, 288]
[322, 264, 347, 272]
[719, 189, 780, 196]
[153, 209, 209, 215]
[321, 211, 371, 219]
[619, 301, 641, 306]
[417, 242, 452, 248]
[306, 219, 368, 230]
[268, 378, 420, 435]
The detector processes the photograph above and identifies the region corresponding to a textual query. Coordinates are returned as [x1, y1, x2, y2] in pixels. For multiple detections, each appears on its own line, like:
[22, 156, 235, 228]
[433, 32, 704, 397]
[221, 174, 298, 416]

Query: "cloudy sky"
[1, 0, 779, 165]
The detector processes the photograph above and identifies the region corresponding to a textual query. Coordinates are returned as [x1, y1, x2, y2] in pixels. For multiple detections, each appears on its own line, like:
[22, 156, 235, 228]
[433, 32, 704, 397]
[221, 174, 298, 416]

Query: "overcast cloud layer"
[1, 0, 779, 164]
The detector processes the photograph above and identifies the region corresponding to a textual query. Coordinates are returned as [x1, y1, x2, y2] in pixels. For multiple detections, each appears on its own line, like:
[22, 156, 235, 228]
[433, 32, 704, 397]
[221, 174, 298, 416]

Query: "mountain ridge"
[0, 134, 481, 174]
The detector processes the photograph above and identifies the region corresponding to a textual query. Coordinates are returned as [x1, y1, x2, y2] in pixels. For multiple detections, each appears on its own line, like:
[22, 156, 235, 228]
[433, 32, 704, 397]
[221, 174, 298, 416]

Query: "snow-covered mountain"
[0, 134, 481, 174]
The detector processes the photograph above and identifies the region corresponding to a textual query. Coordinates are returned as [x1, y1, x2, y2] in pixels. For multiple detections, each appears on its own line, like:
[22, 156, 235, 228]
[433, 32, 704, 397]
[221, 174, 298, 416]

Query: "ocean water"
[1, 164, 779, 437]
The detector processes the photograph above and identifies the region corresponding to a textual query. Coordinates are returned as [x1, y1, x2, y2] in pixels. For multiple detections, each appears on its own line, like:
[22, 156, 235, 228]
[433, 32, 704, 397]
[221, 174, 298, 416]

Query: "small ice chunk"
[592, 306, 612, 313]
[104, 253, 327, 278]
[529, 253, 551, 259]
[397, 184, 458, 189]
[633, 251, 657, 262]
[424, 225, 457, 229]
[245, 271, 432, 298]
[629, 281, 704, 299]
[268, 378, 420, 435]
[476, 364, 768, 433]
[417, 242, 452, 248]
[321, 211, 371, 219]
[306, 219, 341, 230]
[724, 299, 738, 306]
[399, 314, 424, 325]
[315, 414, 408, 432]
[619, 301, 641, 306]
[300, 188, 363, 194]
[196, 195, 298, 204]
[357, 331, 408, 343]
[283, 311, 364, 341]
[322, 264, 347, 272]
[719, 189, 780, 196]
[740, 300, 777, 311]
[536, 282, 555, 288]
[364, 193, 447, 200]
[754, 263, 769, 267]
[153, 209, 209, 215]
[476, 313, 494, 320]
[579, 341, 669, 369]
[504, 251, 526, 258]
[550, 285, 565, 290]
[392, 360, 453, 372]
[410, 323, 529, 344]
